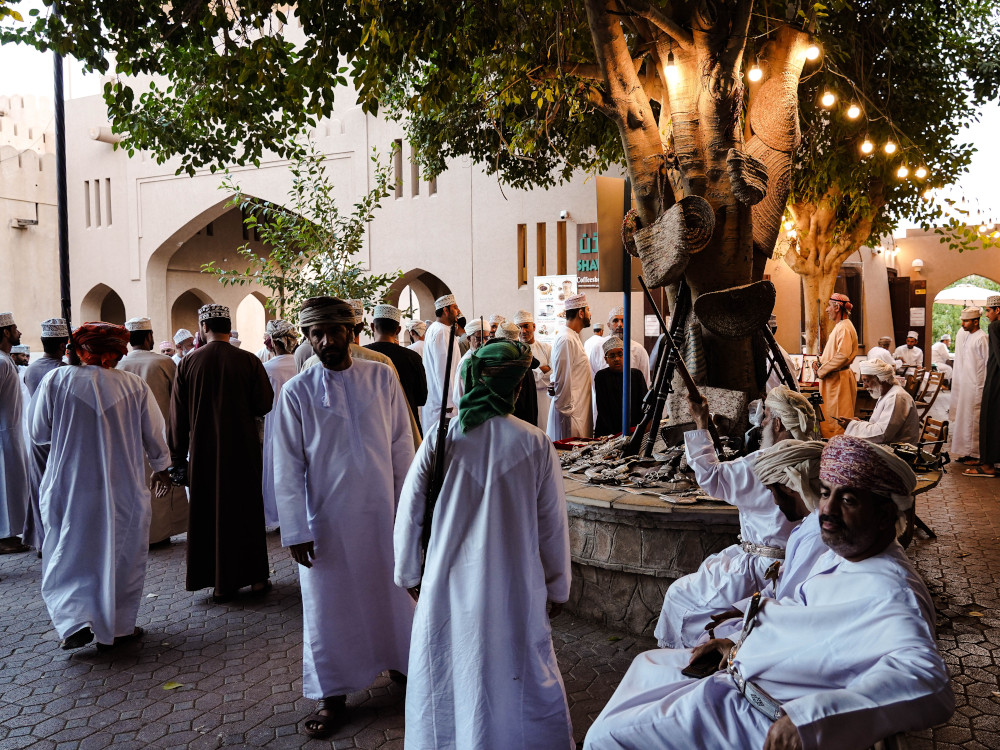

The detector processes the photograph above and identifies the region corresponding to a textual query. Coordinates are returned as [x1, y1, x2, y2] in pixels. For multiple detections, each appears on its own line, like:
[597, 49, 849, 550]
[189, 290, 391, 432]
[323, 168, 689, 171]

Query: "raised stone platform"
[564, 476, 740, 636]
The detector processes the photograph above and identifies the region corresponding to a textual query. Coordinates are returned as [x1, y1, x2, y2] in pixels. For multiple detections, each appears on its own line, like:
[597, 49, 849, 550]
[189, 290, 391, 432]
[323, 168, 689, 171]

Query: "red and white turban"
[830, 293, 853, 312]
[71, 323, 129, 368]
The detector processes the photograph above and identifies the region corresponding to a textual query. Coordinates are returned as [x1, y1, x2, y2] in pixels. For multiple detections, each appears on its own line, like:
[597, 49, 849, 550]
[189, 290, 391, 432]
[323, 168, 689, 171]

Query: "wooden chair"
[902, 368, 926, 400]
[914, 371, 945, 421]
[898, 418, 947, 546]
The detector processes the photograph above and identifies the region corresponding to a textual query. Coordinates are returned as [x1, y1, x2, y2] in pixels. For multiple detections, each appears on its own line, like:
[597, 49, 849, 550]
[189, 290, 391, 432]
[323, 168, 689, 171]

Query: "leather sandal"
[302, 696, 348, 738]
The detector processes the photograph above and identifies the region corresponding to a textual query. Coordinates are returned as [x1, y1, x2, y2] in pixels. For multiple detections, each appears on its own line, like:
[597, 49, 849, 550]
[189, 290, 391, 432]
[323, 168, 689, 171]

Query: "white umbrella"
[934, 283, 996, 306]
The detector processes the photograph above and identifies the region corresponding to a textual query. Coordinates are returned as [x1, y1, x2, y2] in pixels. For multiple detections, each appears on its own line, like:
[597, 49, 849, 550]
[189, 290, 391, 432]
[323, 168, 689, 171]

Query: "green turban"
[457, 339, 532, 433]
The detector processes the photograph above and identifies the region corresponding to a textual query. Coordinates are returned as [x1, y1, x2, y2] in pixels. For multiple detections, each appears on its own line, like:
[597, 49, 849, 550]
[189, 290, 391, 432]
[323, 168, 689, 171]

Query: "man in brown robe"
[169, 303, 274, 602]
[118, 317, 188, 547]
[817, 293, 859, 438]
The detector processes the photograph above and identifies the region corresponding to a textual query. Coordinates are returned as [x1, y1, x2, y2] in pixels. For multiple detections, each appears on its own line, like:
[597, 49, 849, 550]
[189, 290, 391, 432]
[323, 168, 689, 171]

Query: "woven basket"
[634, 203, 690, 288]
[622, 208, 642, 258]
[727, 148, 769, 206]
[694, 280, 776, 339]
[748, 74, 801, 153]
[679, 195, 715, 254]
[748, 136, 792, 258]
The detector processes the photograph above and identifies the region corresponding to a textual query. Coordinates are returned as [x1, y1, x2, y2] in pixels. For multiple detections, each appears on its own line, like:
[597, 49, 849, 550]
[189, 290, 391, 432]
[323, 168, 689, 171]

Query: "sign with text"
[532, 274, 578, 345]
[576, 223, 600, 288]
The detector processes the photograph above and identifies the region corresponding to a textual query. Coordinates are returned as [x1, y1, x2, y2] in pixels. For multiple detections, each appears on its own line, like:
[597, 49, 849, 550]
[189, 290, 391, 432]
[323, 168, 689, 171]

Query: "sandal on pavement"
[249, 580, 273, 597]
[211, 589, 238, 604]
[97, 627, 145, 651]
[0, 540, 31, 555]
[957, 456, 981, 466]
[302, 696, 348, 739]
[60, 627, 94, 650]
[963, 465, 997, 477]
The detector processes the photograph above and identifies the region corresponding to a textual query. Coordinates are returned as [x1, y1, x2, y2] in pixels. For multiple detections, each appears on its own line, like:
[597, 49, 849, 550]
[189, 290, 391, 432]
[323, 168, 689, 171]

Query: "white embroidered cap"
[41, 318, 69, 337]
[961, 307, 982, 320]
[434, 294, 457, 310]
[488, 314, 506, 325]
[988, 295, 1000, 308]
[197, 304, 230, 322]
[407, 320, 427, 336]
[173, 328, 194, 344]
[564, 293, 588, 311]
[11, 345, 29, 355]
[373, 304, 402, 323]
[125, 316, 153, 332]
[495, 321, 520, 340]
[512, 310, 533, 324]
[906, 330, 919, 340]
[608, 305, 624, 319]
[0, 312, 14, 327]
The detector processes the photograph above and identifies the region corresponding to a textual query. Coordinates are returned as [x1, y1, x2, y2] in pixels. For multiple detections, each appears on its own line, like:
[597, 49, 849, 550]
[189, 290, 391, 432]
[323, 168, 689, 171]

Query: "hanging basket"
[634, 203, 690, 288]
[694, 280, 777, 339]
[748, 137, 792, 258]
[679, 195, 715, 254]
[748, 74, 801, 153]
[727, 148, 769, 206]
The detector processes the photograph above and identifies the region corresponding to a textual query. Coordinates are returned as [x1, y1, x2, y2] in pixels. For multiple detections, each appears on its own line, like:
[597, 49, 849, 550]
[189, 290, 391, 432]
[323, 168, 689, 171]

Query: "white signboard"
[533, 274, 578, 345]
[909, 307, 925, 327]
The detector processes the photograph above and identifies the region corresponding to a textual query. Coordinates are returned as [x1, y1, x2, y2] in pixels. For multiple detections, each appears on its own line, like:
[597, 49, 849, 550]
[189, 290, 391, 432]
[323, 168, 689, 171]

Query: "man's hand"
[540, 365, 551, 374]
[688, 395, 710, 431]
[706, 609, 743, 628]
[289, 541, 316, 568]
[763, 715, 803, 750]
[834, 416, 856, 426]
[149, 470, 172, 498]
[688, 638, 734, 671]
[548, 601, 564, 619]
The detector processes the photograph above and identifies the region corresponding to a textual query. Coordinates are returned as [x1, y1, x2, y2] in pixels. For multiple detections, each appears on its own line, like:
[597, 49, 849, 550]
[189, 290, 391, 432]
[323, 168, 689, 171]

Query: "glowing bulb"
[846, 104, 861, 119]
[783, 220, 794, 231]
[860, 139, 874, 155]
[884, 140, 897, 155]
[922, 189, 933, 200]
[915, 166, 927, 179]
[805, 44, 821, 60]
[897, 165, 909, 179]
[980, 225, 989, 233]
[992, 231, 1000, 239]
[787, 229, 797, 239]
[747, 65, 762, 82]
[820, 91, 835, 107]
[665, 51, 679, 83]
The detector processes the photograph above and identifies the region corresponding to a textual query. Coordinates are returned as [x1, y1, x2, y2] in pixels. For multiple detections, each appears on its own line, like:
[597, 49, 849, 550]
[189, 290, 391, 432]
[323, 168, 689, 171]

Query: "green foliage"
[202, 144, 401, 318]
[932, 274, 1000, 343]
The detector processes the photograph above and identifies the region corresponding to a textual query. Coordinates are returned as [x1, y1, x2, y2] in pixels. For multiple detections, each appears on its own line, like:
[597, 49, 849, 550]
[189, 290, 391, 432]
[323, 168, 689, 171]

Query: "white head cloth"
[564, 293, 588, 311]
[940, 333, 951, 341]
[373, 304, 402, 323]
[174, 328, 194, 344]
[125, 316, 152, 332]
[987, 295, 1000, 308]
[602, 336, 624, 355]
[408, 320, 427, 336]
[435, 294, 457, 309]
[11, 344, 29, 355]
[751, 439, 826, 511]
[41, 318, 69, 337]
[962, 306, 983, 320]
[488, 314, 506, 325]
[859, 358, 896, 382]
[906, 330, 919, 340]
[198, 304, 231, 322]
[0, 312, 14, 327]
[512, 310, 533, 325]
[464, 318, 485, 337]
[764, 385, 817, 440]
[495, 321, 520, 340]
[608, 305, 624, 319]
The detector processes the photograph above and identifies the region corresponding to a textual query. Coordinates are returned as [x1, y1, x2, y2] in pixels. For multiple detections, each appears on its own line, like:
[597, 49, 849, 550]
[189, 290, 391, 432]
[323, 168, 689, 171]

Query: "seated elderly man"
[653, 386, 816, 649]
[839, 359, 920, 444]
[585, 435, 953, 750]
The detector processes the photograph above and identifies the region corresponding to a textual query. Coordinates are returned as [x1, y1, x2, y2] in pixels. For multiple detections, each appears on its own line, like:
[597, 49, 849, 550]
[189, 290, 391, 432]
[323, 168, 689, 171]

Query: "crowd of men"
[0, 291, 965, 748]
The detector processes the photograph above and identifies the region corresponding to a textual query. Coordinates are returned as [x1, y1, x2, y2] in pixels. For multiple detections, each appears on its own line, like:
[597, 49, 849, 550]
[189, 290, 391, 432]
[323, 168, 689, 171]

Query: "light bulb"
[846, 104, 861, 119]
[884, 140, 897, 155]
[820, 91, 835, 107]
[980, 224, 989, 233]
[747, 65, 762, 82]
[897, 165, 909, 179]
[860, 139, 874, 155]
[805, 44, 821, 60]
[915, 166, 927, 179]
[922, 189, 933, 200]
[787, 229, 797, 239]
[665, 51, 679, 83]
[992, 231, 1000, 239]
[783, 220, 794, 231]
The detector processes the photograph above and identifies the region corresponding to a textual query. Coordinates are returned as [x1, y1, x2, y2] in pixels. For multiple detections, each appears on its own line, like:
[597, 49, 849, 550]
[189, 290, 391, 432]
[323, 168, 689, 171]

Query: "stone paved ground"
[1, 463, 998, 749]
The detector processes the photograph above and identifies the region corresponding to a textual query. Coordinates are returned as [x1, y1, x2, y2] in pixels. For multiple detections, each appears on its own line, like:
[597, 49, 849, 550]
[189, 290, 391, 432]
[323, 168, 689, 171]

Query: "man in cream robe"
[0, 312, 30, 554]
[950, 307, 988, 462]
[515, 309, 553, 430]
[395, 338, 573, 750]
[547, 293, 594, 440]
[585, 435, 953, 750]
[31, 323, 171, 649]
[117, 316, 188, 545]
[654, 387, 815, 649]
[843, 359, 920, 445]
[816, 293, 858, 437]
[274, 297, 415, 738]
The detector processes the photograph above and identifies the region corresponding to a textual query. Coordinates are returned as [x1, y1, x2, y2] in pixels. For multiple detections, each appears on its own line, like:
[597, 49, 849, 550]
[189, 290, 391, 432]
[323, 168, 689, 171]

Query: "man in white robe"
[30, 323, 171, 650]
[273, 297, 415, 738]
[866, 335, 896, 369]
[172, 328, 195, 366]
[931, 333, 953, 383]
[117, 316, 187, 546]
[395, 337, 573, 750]
[547, 293, 595, 440]
[0, 312, 30, 555]
[260, 319, 299, 527]
[406, 319, 426, 356]
[950, 307, 989, 463]
[654, 386, 816, 649]
[894, 330, 924, 368]
[11, 345, 30, 373]
[589, 306, 650, 386]
[422, 294, 463, 436]
[515, 309, 553, 430]
[583, 323, 606, 374]
[451, 317, 486, 405]
[842, 359, 920, 445]
[586, 435, 953, 750]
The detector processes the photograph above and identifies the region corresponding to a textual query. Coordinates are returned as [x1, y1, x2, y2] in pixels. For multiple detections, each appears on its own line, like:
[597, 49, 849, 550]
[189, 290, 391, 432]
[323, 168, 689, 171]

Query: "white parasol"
[934, 283, 997, 306]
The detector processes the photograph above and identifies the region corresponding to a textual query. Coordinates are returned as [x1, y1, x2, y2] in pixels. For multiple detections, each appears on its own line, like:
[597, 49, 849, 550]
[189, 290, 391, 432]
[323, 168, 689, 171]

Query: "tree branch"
[618, 0, 693, 48]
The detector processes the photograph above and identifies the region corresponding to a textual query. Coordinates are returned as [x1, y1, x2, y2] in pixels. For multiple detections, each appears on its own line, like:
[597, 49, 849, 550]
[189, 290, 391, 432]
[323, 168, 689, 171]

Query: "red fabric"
[820, 435, 908, 497]
[829, 293, 854, 312]
[72, 322, 129, 368]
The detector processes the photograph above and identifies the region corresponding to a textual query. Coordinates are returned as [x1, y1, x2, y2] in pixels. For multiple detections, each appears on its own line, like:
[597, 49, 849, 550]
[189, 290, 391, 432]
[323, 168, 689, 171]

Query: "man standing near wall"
[950, 307, 988, 467]
[816, 293, 859, 438]
[966, 296, 1000, 477]
[422, 294, 463, 436]
[0, 312, 29, 555]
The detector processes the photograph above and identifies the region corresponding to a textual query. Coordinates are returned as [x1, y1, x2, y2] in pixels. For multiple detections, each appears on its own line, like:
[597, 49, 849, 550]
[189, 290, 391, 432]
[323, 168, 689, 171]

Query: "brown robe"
[118, 349, 188, 544]
[169, 340, 274, 591]
[817, 318, 859, 438]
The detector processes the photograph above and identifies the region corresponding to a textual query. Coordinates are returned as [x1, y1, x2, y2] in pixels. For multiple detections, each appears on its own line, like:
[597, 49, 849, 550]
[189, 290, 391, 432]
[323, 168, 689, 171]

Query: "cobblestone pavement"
[0, 464, 997, 749]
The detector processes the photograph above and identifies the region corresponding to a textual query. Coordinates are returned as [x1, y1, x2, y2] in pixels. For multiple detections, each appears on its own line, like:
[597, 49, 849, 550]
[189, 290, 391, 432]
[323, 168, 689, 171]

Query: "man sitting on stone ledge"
[653, 386, 816, 649]
[584, 435, 953, 750]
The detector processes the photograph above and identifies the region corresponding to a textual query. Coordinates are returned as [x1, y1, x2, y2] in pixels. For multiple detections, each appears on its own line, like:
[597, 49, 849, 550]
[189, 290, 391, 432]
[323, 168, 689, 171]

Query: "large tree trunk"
[801, 269, 838, 354]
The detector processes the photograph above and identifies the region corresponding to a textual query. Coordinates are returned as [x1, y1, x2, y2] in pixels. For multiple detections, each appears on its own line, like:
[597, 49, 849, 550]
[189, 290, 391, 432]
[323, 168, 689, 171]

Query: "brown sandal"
[302, 696, 348, 738]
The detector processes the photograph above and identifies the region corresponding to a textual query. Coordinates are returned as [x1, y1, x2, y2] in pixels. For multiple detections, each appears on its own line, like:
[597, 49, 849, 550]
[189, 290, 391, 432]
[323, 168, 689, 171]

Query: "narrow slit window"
[92, 179, 102, 227]
[104, 178, 112, 226]
[410, 146, 420, 197]
[393, 139, 403, 199]
[428, 175, 438, 196]
[536, 223, 547, 276]
[517, 224, 528, 287]
[556, 221, 567, 275]
[84, 181, 91, 228]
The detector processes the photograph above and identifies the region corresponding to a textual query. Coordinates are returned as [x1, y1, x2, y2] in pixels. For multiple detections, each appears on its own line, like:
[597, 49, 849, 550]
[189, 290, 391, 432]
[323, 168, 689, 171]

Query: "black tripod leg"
[914, 515, 937, 539]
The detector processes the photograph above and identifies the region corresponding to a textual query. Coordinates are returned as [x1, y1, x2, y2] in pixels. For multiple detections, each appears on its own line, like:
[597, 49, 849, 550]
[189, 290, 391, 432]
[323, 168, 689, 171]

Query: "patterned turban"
[457, 339, 532, 433]
[820, 435, 917, 511]
[71, 323, 129, 368]
[751, 439, 826, 511]
[298, 297, 356, 329]
[829, 293, 853, 313]
[764, 385, 817, 440]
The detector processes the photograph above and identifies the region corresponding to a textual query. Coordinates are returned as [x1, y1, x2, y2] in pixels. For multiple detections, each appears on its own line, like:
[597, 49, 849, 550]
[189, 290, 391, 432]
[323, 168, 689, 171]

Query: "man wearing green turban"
[394, 337, 574, 750]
